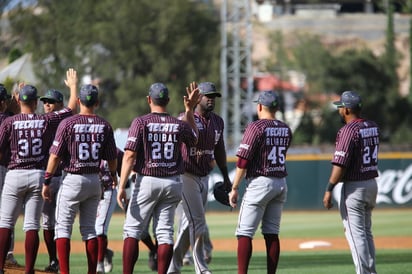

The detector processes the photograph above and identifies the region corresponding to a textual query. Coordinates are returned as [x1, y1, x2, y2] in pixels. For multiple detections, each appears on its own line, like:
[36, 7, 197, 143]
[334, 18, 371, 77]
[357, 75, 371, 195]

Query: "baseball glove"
[213, 181, 231, 207]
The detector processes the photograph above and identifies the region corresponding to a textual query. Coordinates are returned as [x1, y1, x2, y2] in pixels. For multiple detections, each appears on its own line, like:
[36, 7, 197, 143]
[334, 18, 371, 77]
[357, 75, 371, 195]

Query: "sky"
[4, 0, 36, 11]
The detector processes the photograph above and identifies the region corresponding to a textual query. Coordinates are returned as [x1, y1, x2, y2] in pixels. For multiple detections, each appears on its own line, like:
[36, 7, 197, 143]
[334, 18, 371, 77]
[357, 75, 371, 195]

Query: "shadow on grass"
[206, 250, 412, 274]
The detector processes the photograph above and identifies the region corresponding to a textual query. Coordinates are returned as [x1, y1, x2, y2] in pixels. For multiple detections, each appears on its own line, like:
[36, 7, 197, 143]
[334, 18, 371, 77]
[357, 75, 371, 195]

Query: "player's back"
[0, 110, 71, 170]
[51, 114, 117, 175]
[334, 118, 379, 181]
[237, 118, 292, 179]
[127, 112, 197, 177]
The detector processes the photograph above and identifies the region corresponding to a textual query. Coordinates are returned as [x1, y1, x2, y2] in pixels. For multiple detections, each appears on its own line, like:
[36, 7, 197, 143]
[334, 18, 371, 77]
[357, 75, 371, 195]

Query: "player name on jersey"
[74, 124, 106, 142]
[360, 127, 379, 147]
[147, 122, 179, 142]
[265, 126, 291, 146]
[14, 120, 45, 138]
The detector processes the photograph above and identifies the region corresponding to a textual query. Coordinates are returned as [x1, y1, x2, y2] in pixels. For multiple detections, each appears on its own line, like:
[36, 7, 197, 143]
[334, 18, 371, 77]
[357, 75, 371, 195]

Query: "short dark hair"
[151, 97, 169, 107]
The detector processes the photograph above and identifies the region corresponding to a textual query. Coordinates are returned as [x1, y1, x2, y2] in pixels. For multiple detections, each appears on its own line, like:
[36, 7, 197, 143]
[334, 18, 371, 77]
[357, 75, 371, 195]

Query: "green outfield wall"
[207, 152, 412, 210]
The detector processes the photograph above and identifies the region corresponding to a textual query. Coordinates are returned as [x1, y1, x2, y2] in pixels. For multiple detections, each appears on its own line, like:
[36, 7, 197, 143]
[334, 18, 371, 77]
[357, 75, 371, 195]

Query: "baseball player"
[0, 85, 12, 196]
[42, 84, 118, 274]
[123, 172, 159, 272]
[0, 69, 78, 274]
[0, 84, 20, 268]
[168, 82, 231, 274]
[229, 90, 292, 274]
[323, 91, 379, 274]
[95, 147, 124, 273]
[39, 89, 68, 273]
[116, 82, 200, 274]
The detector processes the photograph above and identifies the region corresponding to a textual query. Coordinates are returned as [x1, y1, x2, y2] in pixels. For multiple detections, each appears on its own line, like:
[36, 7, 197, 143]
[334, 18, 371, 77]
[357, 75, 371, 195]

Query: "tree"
[266, 31, 410, 144]
[7, 0, 221, 128]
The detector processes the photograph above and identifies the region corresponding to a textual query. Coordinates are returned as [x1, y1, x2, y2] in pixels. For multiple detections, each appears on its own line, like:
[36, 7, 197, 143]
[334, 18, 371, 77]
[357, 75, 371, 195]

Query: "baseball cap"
[333, 91, 362, 109]
[40, 89, 64, 103]
[19, 85, 39, 102]
[198, 82, 221, 97]
[254, 90, 279, 108]
[79, 84, 99, 106]
[148, 83, 169, 100]
[0, 84, 11, 100]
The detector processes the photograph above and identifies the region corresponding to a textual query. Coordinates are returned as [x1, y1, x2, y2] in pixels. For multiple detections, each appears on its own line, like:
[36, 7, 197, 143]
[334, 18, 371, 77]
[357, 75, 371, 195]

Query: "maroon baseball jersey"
[331, 118, 379, 181]
[236, 119, 292, 179]
[124, 113, 197, 177]
[0, 112, 12, 167]
[50, 114, 117, 174]
[0, 108, 72, 170]
[0, 112, 10, 125]
[179, 112, 224, 176]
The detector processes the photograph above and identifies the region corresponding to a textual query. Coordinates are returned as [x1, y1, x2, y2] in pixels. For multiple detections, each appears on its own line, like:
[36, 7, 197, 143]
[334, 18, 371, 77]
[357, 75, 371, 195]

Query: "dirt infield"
[4, 266, 50, 274]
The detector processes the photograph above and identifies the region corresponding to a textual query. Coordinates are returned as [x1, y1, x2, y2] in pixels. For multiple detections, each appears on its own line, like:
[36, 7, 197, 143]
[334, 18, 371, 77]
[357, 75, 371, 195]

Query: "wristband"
[326, 183, 335, 192]
[44, 177, 52, 186]
[44, 172, 54, 186]
[45, 171, 53, 179]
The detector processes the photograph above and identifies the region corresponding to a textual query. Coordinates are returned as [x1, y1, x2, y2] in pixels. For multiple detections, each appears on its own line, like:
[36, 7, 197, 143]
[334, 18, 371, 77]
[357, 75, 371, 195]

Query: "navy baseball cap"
[198, 82, 221, 97]
[254, 90, 279, 108]
[333, 91, 362, 109]
[79, 84, 99, 106]
[19, 85, 39, 102]
[0, 84, 11, 100]
[40, 89, 64, 103]
[148, 83, 169, 100]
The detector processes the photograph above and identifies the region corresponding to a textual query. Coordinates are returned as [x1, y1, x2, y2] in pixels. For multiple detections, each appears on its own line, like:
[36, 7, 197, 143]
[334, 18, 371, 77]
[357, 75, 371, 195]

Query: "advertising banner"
[207, 153, 412, 210]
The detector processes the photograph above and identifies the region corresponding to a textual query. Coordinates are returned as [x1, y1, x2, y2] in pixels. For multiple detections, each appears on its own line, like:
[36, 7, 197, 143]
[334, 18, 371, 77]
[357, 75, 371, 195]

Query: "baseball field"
[7, 208, 412, 273]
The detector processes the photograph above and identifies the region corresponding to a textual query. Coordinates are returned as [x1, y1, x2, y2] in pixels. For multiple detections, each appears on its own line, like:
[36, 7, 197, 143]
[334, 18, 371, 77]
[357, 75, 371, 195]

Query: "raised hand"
[184, 81, 201, 112]
[64, 68, 77, 89]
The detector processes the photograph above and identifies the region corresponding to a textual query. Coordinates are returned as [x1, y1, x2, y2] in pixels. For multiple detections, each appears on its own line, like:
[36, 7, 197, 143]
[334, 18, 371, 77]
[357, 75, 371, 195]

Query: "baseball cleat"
[204, 252, 212, 264]
[148, 250, 158, 271]
[44, 259, 59, 273]
[5, 253, 20, 267]
[97, 261, 105, 274]
[183, 256, 193, 266]
[104, 249, 114, 273]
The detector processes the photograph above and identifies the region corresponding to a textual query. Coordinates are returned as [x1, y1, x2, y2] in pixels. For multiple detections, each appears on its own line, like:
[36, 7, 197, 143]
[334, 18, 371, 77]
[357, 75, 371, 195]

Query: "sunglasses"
[42, 99, 57, 104]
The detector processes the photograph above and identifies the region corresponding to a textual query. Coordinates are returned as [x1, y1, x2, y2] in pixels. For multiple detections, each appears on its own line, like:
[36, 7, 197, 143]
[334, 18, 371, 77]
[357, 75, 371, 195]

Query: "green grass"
[14, 249, 412, 273]
[11, 208, 412, 273]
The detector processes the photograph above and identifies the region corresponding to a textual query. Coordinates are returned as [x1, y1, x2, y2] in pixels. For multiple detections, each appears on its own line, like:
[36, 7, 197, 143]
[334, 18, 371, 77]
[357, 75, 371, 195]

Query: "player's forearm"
[107, 159, 118, 176]
[329, 165, 345, 184]
[45, 154, 61, 175]
[216, 160, 230, 182]
[118, 151, 136, 190]
[231, 167, 246, 190]
[214, 146, 230, 181]
[183, 110, 199, 140]
[326, 165, 345, 192]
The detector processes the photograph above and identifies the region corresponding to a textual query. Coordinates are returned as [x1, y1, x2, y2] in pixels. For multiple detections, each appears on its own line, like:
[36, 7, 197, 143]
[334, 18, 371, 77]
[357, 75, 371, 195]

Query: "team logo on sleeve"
[334, 150, 346, 159]
[237, 144, 249, 153]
